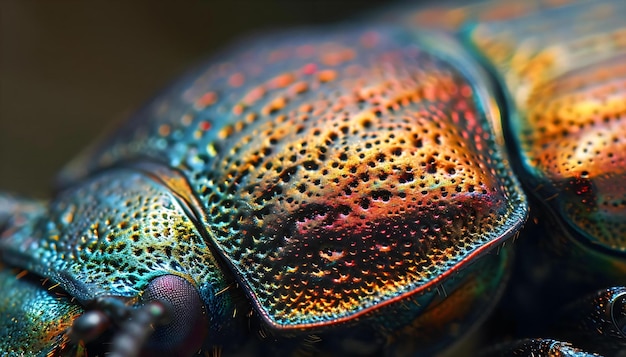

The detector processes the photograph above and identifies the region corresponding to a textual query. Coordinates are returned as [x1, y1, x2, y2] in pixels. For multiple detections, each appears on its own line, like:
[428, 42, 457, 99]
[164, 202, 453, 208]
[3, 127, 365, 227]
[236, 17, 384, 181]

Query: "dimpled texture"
[469, 0, 626, 251]
[58, 27, 526, 328]
[0, 268, 83, 356]
[1, 169, 230, 308]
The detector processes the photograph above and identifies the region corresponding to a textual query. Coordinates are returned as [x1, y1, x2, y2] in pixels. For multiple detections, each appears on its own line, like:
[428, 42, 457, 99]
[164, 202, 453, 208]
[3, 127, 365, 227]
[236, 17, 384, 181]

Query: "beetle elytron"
[1, 0, 626, 356]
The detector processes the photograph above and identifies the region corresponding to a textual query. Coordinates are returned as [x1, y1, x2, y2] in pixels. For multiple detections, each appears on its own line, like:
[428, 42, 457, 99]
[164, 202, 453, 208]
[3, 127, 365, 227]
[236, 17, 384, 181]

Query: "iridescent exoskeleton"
[1, 0, 625, 356]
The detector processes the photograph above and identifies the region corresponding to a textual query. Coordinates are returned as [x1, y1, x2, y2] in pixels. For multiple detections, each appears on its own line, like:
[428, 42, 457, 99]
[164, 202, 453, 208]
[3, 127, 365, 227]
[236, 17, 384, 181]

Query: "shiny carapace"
[1, 0, 625, 356]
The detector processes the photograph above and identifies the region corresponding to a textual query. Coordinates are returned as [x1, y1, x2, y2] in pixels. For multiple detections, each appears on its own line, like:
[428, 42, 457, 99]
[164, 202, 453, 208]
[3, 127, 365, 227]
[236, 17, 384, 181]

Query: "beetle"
[0, 0, 625, 356]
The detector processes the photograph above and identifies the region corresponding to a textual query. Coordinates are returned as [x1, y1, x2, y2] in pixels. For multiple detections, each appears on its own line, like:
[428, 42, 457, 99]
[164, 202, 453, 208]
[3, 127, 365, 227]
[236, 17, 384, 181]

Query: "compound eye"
[140, 275, 209, 356]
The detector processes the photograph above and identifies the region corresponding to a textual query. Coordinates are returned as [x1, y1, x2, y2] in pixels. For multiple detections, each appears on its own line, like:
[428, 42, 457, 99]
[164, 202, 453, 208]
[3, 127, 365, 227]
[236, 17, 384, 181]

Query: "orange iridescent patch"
[190, 29, 526, 328]
[469, 0, 626, 250]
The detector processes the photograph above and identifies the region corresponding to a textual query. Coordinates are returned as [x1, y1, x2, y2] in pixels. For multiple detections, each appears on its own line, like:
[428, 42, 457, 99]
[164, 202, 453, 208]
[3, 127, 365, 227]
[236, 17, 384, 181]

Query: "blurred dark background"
[0, 1, 393, 198]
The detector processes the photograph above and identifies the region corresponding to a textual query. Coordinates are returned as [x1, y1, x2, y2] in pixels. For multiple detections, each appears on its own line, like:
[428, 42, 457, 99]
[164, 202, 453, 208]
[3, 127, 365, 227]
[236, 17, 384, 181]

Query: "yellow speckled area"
[469, 0, 626, 250]
[0, 268, 82, 356]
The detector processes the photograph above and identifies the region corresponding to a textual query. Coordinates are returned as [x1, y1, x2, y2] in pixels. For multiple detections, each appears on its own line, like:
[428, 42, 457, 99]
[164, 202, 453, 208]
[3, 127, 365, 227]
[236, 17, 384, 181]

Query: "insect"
[1, 0, 625, 356]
